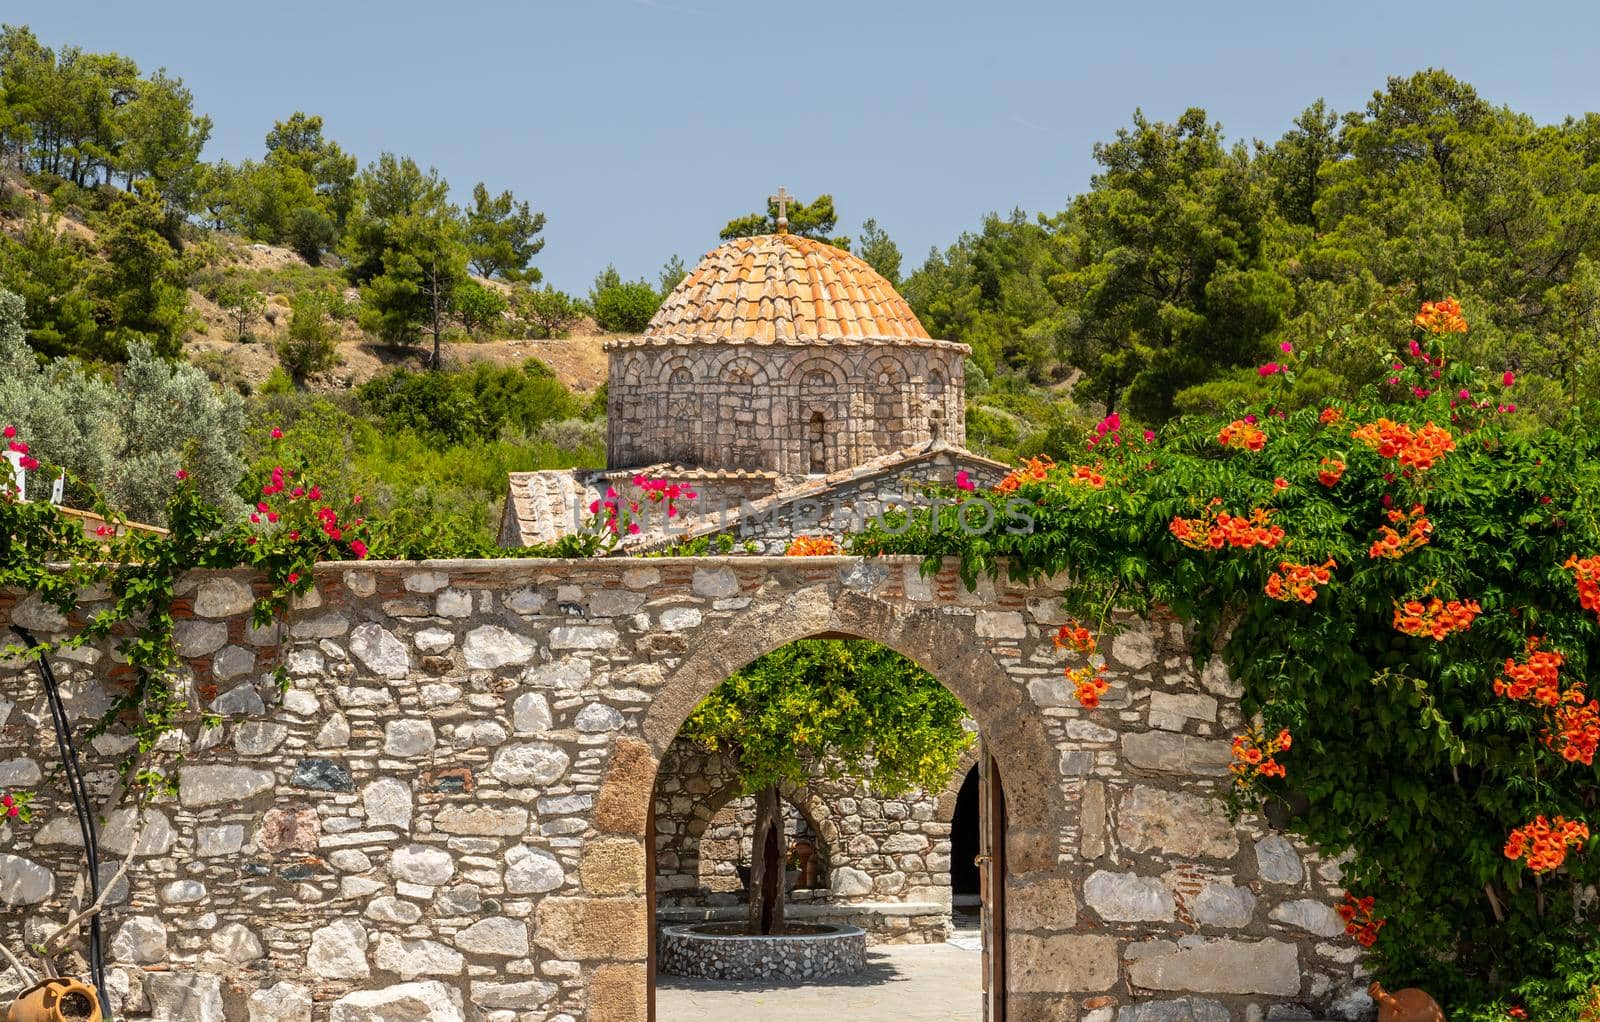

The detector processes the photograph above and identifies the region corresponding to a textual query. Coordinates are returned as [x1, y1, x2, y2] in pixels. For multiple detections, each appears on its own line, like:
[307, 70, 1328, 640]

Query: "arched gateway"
[0, 555, 1372, 1022]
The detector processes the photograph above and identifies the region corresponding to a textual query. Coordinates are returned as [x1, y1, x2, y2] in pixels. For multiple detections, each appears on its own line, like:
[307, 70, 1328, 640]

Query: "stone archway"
[596, 585, 1068, 1022]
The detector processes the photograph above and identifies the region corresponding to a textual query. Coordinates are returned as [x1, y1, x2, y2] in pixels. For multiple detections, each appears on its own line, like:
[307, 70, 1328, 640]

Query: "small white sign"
[3, 448, 22, 498]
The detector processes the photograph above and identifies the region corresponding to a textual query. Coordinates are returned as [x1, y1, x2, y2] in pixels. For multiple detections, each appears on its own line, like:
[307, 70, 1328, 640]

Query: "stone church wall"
[1, 556, 1372, 1022]
[605, 339, 968, 476]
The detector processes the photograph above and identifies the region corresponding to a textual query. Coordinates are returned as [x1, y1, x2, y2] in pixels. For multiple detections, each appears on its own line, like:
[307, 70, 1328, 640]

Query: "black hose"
[11, 626, 109, 1014]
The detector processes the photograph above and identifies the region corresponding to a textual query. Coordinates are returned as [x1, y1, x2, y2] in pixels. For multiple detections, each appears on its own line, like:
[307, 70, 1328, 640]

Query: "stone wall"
[650, 737, 961, 944]
[605, 339, 967, 476]
[0, 556, 1372, 1022]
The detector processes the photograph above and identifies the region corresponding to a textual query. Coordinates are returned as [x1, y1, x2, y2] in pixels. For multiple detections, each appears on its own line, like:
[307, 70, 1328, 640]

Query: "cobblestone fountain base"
[658, 923, 868, 981]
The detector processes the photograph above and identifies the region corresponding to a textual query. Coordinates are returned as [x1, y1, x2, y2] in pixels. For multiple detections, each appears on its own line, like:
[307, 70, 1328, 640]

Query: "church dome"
[643, 233, 931, 344]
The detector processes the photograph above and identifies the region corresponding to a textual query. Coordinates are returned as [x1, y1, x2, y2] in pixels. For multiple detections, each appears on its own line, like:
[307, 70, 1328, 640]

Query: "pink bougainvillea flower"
[1258, 363, 1281, 377]
[350, 540, 369, 559]
[8, 440, 28, 454]
[1, 425, 13, 438]
[1143, 429, 1156, 443]
[1503, 371, 1516, 386]
[176, 469, 188, 480]
[270, 427, 283, 439]
[286, 572, 300, 585]
[955, 470, 974, 491]
[1280, 341, 1293, 353]
[19, 456, 37, 470]
[308, 486, 321, 501]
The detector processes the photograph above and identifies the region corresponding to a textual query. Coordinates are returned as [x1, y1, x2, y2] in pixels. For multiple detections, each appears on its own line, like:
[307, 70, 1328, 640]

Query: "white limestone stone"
[109, 915, 167, 962]
[504, 845, 565, 894]
[1254, 835, 1304, 885]
[491, 743, 570, 785]
[453, 916, 529, 957]
[307, 918, 370, 979]
[180, 766, 276, 807]
[316, 711, 352, 748]
[1083, 870, 1177, 922]
[1270, 898, 1345, 937]
[375, 934, 466, 978]
[328, 982, 464, 1022]
[146, 974, 224, 1022]
[210, 922, 265, 963]
[160, 879, 207, 904]
[363, 777, 413, 830]
[390, 844, 455, 885]
[512, 692, 553, 733]
[464, 625, 538, 668]
[1193, 883, 1257, 928]
[248, 981, 312, 1022]
[350, 622, 410, 678]
[574, 703, 624, 732]
[366, 896, 423, 924]
[384, 719, 437, 757]
[435, 589, 474, 617]
[414, 627, 455, 653]
[174, 619, 229, 657]
[99, 806, 176, 856]
[194, 577, 255, 617]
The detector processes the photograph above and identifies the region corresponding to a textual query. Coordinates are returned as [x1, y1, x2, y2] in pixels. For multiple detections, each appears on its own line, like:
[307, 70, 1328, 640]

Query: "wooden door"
[647, 796, 658, 1022]
[978, 749, 1008, 1021]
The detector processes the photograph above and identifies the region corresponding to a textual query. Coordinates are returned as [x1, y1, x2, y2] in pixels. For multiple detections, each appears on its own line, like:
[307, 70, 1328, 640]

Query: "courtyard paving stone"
[656, 942, 982, 1022]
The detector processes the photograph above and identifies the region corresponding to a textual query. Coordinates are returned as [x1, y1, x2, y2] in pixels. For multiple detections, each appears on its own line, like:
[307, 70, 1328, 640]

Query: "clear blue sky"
[19, 1, 1600, 292]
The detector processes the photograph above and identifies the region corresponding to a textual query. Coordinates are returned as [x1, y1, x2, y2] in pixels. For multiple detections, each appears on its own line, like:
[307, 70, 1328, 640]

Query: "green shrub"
[587, 266, 658, 333]
[278, 289, 342, 382]
[512, 284, 582, 338]
[454, 279, 509, 337]
[357, 367, 485, 444]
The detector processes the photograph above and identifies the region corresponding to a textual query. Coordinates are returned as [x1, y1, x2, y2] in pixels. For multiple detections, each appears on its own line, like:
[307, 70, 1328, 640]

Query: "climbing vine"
[855, 299, 1600, 1005]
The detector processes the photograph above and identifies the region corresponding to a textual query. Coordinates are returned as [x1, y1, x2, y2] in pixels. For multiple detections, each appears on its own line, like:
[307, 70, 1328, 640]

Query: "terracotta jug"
[1369, 982, 1445, 1022]
[6, 978, 101, 1022]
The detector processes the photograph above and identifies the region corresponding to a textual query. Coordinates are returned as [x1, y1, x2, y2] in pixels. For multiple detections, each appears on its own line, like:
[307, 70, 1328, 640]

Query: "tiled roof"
[500, 442, 1009, 551]
[623, 440, 1012, 552]
[639, 234, 933, 345]
[499, 470, 597, 548]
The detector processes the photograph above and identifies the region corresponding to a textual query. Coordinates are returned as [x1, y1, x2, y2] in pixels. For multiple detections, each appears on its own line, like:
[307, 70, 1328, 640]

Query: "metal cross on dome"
[769, 187, 793, 235]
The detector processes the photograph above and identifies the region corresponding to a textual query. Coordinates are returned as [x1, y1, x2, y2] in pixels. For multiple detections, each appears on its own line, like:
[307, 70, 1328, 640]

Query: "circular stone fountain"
[657, 922, 868, 980]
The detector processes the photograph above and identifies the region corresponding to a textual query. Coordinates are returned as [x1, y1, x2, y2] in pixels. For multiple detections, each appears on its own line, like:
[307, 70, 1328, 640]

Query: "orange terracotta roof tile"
[642, 234, 932, 344]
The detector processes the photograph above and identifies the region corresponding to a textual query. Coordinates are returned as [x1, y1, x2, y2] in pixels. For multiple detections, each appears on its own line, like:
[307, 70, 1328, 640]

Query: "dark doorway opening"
[950, 764, 982, 900]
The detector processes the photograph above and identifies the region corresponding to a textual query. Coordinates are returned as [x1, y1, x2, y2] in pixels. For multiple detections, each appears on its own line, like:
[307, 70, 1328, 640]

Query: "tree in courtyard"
[463, 182, 546, 281]
[678, 639, 973, 935]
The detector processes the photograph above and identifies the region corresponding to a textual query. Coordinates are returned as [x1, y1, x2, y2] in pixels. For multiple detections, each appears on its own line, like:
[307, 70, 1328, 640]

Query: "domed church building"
[500, 198, 1008, 550]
